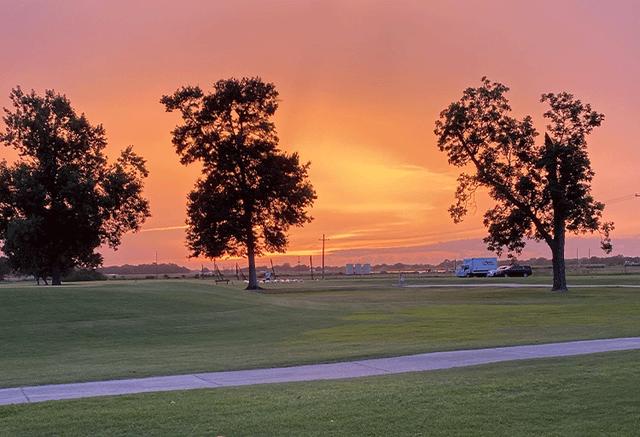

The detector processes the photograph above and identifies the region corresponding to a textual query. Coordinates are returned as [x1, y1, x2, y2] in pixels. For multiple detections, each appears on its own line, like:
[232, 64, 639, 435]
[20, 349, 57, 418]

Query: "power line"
[604, 193, 639, 205]
[319, 234, 330, 280]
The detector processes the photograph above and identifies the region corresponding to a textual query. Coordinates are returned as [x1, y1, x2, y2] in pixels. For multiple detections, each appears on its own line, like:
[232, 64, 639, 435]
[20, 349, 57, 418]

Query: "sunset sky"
[1, 0, 639, 268]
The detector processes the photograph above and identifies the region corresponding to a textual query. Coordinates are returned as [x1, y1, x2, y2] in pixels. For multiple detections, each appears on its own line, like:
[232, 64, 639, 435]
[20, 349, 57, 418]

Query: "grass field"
[2, 275, 640, 387]
[2, 350, 639, 436]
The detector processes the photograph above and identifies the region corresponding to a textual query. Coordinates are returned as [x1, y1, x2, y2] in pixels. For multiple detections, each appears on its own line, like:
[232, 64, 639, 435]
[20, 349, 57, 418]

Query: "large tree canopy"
[0, 87, 150, 285]
[161, 77, 315, 290]
[435, 78, 612, 291]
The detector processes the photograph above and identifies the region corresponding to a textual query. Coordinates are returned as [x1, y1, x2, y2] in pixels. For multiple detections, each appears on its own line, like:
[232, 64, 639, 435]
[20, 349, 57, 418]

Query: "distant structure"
[345, 263, 372, 275]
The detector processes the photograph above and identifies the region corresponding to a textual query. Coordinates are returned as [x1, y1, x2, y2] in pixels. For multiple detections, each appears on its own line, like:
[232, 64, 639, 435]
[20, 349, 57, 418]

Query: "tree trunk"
[51, 266, 62, 286]
[246, 234, 260, 290]
[550, 229, 567, 292]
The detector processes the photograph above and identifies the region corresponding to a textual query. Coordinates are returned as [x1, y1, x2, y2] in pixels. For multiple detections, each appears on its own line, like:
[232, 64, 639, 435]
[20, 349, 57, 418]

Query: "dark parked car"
[487, 265, 533, 277]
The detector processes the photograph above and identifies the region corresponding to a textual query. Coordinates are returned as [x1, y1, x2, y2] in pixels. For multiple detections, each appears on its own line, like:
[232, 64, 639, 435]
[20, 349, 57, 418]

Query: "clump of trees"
[0, 78, 615, 291]
[62, 268, 108, 282]
[162, 77, 316, 290]
[99, 263, 191, 275]
[435, 78, 613, 291]
[0, 88, 151, 285]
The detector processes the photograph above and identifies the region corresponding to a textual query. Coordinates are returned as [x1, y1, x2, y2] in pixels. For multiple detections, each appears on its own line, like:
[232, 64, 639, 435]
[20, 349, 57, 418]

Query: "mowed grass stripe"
[1, 351, 639, 436]
[1, 278, 640, 387]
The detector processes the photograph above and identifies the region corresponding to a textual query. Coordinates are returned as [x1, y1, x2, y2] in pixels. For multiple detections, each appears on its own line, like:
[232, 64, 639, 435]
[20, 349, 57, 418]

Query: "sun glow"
[1, 1, 638, 267]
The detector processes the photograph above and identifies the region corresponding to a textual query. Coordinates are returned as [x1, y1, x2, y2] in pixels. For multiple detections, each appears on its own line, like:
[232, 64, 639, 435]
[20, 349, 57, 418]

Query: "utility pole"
[155, 251, 158, 279]
[309, 255, 314, 280]
[319, 234, 330, 280]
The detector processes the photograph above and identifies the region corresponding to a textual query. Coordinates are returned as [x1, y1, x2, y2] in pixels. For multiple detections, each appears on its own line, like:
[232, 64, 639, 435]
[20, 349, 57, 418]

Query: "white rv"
[455, 257, 498, 277]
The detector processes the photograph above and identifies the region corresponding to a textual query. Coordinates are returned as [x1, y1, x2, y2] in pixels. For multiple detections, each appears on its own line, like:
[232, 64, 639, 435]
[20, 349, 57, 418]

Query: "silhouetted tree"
[0, 87, 151, 285]
[435, 78, 612, 291]
[161, 77, 316, 290]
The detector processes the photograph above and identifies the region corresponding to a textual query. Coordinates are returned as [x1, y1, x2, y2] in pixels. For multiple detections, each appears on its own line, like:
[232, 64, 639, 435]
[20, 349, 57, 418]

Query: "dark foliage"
[0, 87, 150, 285]
[161, 77, 315, 290]
[435, 78, 613, 291]
[99, 263, 191, 275]
[62, 268, 107, 282]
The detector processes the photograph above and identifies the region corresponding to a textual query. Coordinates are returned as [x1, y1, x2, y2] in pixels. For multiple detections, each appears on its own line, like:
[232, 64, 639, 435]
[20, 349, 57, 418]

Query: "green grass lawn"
[2, 276, 640, 387]
[398, 273, 640, 286]
[2, 350, 639, 436]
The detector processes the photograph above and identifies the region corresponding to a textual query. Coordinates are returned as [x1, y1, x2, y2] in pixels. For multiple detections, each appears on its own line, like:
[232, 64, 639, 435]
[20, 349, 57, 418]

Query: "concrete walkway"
[2, 337, 640, 406]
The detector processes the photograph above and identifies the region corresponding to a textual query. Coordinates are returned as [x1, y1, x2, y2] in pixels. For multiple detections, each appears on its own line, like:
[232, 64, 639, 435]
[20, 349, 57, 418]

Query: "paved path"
[2, 337, 640, 406]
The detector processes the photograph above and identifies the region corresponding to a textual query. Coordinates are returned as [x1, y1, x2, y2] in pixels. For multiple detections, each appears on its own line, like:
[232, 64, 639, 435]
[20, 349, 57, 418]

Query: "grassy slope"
[1, 351, 639, 436]
[2, 277, 640, 387]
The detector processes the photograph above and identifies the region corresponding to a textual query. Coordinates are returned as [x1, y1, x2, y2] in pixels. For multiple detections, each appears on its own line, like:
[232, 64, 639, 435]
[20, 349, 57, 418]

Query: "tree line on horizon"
[0, 77, 613, 291]
[4, 253, 634, 282]
[100, 254, 640, 277]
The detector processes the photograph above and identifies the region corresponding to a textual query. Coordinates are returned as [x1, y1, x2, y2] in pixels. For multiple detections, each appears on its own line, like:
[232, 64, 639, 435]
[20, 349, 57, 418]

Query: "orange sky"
[1, 0, 639, 268]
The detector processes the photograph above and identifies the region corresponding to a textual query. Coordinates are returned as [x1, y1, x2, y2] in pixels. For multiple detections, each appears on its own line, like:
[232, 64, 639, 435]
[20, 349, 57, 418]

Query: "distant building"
[345, 263, 372, 275]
